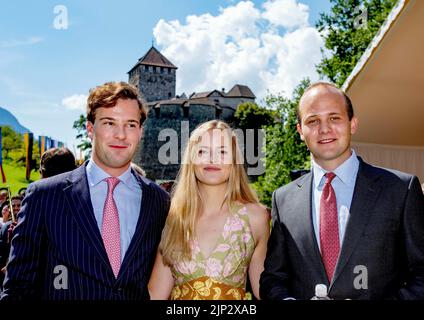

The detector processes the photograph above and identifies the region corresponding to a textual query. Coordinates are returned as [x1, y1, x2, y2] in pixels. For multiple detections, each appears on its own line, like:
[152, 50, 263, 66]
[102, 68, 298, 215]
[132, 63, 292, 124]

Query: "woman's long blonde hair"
[160, 120, 259, 265]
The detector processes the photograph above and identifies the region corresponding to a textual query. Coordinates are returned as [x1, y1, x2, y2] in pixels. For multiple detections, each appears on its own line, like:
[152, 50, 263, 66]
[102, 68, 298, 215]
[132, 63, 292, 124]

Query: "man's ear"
[86, 121, 94, 140]
[296, 123, 305, 141]
[350, 116, 358, 135]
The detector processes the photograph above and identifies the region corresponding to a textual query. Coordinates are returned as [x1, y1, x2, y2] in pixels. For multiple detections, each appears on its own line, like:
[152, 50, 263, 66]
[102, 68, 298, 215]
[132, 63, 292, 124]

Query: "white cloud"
[262, 27, 324, 94]
[262, 0, 309, 29]
[0, 36, 44, 48]
[153, 0, 323, 100]
[62, 94, 87, 111]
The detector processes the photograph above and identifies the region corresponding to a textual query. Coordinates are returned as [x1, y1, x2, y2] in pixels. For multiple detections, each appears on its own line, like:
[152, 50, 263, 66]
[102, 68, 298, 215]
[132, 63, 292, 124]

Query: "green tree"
[316, 0, 397, 86]
[234, 102, 276, 183]
[15, 135, 40, 172]
[1, 126, 23, 161]
[253, 80, 311, 207]
[73, 114, 92, 159]
[234, 102, 275, 130]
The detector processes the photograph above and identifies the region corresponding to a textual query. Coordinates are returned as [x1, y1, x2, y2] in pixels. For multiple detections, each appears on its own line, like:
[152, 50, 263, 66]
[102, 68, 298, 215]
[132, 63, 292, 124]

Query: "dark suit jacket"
[260, 158, 424, 300]
[0, 221, 12, 266]
[0, 220, 13, 289]
[0, 163, 170, 300]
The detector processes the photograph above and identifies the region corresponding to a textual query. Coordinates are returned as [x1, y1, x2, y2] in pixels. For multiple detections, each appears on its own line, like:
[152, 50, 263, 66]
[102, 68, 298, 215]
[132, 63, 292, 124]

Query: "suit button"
[113, 286, 123, 294]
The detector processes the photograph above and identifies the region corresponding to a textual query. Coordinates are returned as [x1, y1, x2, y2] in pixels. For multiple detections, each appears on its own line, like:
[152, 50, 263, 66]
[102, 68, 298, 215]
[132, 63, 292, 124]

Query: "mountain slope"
[0, 106, 31, 134]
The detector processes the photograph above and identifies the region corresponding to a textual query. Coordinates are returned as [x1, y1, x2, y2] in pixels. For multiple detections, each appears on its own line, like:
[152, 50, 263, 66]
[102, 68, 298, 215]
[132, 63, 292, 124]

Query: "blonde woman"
[148, 120, 270, 300]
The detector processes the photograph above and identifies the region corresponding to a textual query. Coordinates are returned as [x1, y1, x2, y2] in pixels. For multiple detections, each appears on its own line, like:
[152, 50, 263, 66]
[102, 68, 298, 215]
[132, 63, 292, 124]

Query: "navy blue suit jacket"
[0, 163, 170, 300]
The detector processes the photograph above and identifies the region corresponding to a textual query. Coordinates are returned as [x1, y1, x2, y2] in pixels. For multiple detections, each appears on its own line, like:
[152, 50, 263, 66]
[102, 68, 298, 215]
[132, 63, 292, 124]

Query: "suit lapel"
[292, 173, 329, 285]
[331, 159, 382, 287]
[118, 171, 154, 277]
[63, 163, 113, 273]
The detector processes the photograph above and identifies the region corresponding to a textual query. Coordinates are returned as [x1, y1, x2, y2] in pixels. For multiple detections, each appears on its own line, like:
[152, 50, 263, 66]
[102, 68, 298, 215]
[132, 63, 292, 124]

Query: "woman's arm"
[148, 251, 175, 300]
[246, 203, 271, 300]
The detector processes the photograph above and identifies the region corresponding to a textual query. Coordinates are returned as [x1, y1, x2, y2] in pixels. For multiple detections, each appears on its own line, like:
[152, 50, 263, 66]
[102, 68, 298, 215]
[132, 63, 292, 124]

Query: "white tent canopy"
[343, 0, 424, 182]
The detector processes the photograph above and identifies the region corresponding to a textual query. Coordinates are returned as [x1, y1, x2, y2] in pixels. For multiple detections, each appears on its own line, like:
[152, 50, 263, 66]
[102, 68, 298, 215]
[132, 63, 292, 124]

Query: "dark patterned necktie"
[320, 172, 339, 282]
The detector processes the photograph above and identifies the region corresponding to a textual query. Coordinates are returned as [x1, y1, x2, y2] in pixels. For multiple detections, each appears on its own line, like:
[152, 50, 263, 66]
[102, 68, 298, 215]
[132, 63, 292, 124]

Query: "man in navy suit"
[1, 81, 170, 300]
[260, 82, 424, 300]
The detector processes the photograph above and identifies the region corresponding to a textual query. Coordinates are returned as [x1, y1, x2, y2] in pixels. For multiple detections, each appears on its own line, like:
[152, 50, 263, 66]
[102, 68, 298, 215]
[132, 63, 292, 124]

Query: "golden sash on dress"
[171, 276, 246, 300]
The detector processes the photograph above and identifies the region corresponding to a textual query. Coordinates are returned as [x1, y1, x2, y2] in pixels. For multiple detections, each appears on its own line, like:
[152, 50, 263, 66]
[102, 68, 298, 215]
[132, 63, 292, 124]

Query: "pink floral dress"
[170, 204, 255, 300]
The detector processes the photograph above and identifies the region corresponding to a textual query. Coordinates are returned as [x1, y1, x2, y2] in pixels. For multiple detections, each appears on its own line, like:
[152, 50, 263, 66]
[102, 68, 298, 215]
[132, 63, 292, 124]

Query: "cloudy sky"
[0, 0, 331, 155]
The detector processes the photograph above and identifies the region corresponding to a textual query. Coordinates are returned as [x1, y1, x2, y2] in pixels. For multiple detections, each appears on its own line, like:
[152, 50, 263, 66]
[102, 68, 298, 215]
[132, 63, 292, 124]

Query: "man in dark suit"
[260, 82, 424, 300]
[1, 81, 170, 300]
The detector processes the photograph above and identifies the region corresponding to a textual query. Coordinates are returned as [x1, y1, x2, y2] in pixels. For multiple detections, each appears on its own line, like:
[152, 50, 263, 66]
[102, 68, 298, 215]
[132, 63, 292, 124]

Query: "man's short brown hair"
[87, 81, 147, 125]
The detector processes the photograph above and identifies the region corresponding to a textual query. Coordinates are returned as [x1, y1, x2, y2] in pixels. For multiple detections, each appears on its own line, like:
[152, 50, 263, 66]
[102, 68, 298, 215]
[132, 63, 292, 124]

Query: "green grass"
[0, 161, 40, 195]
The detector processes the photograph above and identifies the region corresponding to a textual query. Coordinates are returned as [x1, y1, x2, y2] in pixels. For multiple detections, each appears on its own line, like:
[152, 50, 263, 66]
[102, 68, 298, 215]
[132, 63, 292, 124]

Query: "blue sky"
[0, 0, 332, 156]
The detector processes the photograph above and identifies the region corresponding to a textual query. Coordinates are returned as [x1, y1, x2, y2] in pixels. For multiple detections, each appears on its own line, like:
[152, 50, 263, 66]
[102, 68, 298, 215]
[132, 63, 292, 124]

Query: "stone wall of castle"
[129, 65, 176, 102]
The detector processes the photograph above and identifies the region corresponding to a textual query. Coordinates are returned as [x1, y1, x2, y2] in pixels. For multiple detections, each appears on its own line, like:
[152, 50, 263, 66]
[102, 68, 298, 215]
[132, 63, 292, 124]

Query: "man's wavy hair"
[87, 81, 147, 126]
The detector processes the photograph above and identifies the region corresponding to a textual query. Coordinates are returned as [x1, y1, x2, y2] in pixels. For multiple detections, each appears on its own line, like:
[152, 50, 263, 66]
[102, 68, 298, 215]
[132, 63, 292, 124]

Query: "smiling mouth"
[109, 145, 128, 149]
[204, 166, 221, 171]
[318, 139, 336, 144]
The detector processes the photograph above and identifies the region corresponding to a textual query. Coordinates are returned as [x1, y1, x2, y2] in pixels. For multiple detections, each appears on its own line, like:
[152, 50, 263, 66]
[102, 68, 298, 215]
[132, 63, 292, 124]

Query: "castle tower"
[128, 46, 177, 102]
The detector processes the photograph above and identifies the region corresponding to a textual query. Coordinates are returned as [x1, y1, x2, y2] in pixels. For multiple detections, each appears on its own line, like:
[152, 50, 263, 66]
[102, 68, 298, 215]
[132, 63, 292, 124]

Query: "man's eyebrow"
[98, 117, 140, 124]
[305, 112, 341, 119]
[304, 115, 317, 120]
[98, 117, 115, 121]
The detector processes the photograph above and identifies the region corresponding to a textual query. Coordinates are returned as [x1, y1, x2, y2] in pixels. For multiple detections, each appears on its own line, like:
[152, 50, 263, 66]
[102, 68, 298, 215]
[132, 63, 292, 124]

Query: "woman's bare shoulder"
[243, 202, 270, 226]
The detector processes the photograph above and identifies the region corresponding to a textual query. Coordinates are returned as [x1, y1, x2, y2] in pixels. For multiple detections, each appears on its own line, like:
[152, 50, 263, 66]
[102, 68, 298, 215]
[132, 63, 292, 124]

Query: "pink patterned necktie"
[102, 177, 121, 278]
[319, 172, 340, 282]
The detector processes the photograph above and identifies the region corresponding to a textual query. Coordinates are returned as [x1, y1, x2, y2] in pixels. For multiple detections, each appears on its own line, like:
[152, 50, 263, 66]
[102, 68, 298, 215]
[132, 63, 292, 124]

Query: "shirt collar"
[312, 149, 359, 188]
[86, 159, 136, 189]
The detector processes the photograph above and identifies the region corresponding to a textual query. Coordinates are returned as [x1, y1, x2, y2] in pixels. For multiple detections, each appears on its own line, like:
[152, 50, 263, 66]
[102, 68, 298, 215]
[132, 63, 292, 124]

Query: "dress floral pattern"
[170, 204, 255, 300]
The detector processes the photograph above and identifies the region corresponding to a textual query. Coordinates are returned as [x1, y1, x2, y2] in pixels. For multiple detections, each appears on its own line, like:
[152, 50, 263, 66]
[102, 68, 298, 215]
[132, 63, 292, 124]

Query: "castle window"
[154, 107, 160, 118]
[216, 107, 222, 118]
[183, 106, 189, 118]
[168, 92, 172, 99]
[160, 67, 164, 74]
[144, 65, 148, 72]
